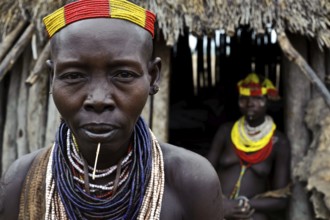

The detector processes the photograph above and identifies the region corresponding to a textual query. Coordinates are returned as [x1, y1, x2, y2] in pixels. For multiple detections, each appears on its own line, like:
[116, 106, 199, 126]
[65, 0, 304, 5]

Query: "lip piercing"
[92, 142, 101, 180]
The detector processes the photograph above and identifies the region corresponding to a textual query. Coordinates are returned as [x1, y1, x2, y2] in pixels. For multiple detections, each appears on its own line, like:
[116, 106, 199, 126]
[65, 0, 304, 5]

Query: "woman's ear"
[46, 59, 53, 70]
[46, 60, 54, 94]
[148, 57, 161, 95]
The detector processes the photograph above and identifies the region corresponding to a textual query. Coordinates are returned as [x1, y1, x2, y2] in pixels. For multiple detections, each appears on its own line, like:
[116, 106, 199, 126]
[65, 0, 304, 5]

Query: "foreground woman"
[0, 0, 223, 219]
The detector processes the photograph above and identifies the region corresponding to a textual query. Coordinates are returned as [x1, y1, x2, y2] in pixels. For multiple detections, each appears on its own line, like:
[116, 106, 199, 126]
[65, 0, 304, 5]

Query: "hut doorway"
[168, 27, 284, 156]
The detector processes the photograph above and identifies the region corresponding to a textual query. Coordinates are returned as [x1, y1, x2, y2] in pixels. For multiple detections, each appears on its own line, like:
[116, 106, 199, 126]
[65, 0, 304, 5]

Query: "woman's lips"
[81, 124, 116, 141]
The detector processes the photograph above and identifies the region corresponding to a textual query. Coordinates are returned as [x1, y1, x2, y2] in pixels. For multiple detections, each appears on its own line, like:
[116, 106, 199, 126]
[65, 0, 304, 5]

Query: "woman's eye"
[255, 96, 266, 101]
[64, 72, 83, 79]
[58, 72, 87, 83]
[239, 97, 248, 102]
[116, 71, 134, 78]
[113, 71, 138, 82]
[60, 72, 85, 80]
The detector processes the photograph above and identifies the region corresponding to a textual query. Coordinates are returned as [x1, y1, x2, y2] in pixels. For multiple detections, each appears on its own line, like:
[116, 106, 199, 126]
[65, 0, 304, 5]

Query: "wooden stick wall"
[0, 22, 59, 175]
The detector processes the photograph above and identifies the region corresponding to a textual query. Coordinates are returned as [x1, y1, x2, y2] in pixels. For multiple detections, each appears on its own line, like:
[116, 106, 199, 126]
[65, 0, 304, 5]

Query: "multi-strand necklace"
[45, 117, 165, 219]
[230, 115, 276, 199]
[231, 116, 276, 152]
[66, 130, 132, 194]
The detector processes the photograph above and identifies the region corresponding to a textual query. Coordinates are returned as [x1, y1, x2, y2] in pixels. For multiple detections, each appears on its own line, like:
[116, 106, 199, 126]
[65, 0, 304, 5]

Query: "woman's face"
[238, 95, 267, 122]
[50, 19, 160, 153]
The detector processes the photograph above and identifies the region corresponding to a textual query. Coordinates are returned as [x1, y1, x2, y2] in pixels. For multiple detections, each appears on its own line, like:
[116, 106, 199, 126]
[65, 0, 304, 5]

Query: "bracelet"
[236, 196, 250, 208]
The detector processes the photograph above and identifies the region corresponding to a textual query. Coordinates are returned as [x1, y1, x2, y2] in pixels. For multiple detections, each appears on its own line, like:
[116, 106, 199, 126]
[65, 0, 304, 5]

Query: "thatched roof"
[1, 0, 330, 46]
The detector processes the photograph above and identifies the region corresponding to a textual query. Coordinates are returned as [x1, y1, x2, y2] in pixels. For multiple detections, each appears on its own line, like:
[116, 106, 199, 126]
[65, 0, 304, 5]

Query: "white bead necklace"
[240, 115, 274, 142]
[137, 131, 165, 220]
[66, 130, 132, 179]
[45, 129, 165, 220]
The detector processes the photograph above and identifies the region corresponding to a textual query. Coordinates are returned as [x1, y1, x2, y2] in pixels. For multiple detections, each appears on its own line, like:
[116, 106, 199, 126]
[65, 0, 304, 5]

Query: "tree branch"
[0, 23, 35, 82]
[277, 31, 330, 108]
[0, 21, 27, 62]
[25, 41, 50, 86]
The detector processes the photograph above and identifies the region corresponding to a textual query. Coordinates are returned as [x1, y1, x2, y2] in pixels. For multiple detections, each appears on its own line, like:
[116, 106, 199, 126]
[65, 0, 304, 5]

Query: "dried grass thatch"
[0, 0, 65, 44]
[0, 0, 330, 46]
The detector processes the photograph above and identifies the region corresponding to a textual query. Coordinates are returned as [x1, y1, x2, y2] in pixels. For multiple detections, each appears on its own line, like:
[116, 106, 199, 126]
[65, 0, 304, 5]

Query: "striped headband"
[43, 0, 156, 38]
[237, 73, 279, 98]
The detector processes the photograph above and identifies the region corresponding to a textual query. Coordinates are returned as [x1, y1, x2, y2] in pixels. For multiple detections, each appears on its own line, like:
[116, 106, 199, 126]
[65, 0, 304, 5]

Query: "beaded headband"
[43, 0, 156, 38]
[237, 73, 279, 99]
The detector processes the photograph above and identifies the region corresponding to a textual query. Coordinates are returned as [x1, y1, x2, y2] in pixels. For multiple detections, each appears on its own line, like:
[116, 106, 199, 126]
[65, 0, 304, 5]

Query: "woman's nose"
[83, 84, 115, 112]
[247, 97, 255, 106]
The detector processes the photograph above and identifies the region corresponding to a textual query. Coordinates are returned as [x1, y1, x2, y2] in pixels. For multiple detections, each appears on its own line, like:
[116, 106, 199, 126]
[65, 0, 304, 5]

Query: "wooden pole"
[325, 49, 330, 88]
[25, 41, 51, 86]
[2, 58, 22, 174]
[0, 77, 4, 176]
[0, 23, 34, 82]
[27, 61, 49, 152]
[149, 34, 170, 142]
[309, 40, 325, 98]
[0, 21, 27, 62]
[44, 95, 61, 148]
[153, 35, 171, 142]
[277, 31, 330, 108]
[16, 48, 31, 157]
[282, 33, 314, 220]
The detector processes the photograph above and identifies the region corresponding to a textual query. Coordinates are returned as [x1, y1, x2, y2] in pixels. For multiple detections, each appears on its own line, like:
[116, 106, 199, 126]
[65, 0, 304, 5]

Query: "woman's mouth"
[81, 124, 117, 141]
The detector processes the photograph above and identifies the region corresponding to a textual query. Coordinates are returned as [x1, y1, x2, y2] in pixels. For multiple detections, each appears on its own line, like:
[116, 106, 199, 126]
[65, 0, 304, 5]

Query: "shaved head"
[50, 18, 154, 62]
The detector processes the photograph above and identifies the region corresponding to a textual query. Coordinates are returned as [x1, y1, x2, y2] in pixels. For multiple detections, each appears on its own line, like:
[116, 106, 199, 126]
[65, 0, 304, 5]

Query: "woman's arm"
[0, 150, 40, 220]
[207, 123, 232, 167]
[249, 132, 291, 212]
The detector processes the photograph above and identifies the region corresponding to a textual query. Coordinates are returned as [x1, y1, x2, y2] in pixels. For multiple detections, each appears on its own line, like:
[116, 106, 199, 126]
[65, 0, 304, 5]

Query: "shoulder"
[160, 142, 223, 219]
[212, 122, 234, 143]
[273, 130, 291, 156]
[216, 122, 234, 134]
[0, 148, 44, 219]
[274, 130, 290, 149]
[161, 142, 219, 182]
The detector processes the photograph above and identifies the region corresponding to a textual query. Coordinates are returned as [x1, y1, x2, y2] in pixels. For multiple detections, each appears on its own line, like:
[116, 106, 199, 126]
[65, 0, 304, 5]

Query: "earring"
[151, 85, 159, 95]
[149, 85, 160, 95]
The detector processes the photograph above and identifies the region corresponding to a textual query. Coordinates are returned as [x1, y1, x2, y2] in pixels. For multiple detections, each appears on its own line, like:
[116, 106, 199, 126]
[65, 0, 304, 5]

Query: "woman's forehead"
[55, 18, 149, 42]
[51, 18, 152, 60]
[239, 95, 267, 100]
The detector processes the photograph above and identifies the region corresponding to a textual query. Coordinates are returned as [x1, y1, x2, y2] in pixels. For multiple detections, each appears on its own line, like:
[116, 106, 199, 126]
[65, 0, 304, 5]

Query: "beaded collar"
[45, 117, 164, 219]
[231, 116, 276, 153]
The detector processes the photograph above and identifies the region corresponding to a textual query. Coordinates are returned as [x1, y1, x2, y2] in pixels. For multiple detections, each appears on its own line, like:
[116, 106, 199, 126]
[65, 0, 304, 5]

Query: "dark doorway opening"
[168, 27, 284, 156]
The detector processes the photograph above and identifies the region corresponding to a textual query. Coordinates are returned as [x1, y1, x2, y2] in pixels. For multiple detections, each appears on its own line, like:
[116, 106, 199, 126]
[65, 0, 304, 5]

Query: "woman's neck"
[245, 115, 266, 127]
[78, 139, 131, 170]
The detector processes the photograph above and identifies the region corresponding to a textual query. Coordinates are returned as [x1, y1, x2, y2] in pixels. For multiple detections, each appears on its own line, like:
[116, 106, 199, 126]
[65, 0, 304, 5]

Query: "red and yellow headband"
[43, 0, 156, 38]
[237, 73, 279, 99]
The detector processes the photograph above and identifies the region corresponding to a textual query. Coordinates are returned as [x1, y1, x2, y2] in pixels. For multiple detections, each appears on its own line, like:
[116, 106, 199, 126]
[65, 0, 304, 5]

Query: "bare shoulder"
[160, 142, 223, 220]
[161, 142, 219, 180]
[274, 130, 291, 153]
[211, 122, 234, 146]
[0, 149, 43, 219]
[214, 122, 233, 136]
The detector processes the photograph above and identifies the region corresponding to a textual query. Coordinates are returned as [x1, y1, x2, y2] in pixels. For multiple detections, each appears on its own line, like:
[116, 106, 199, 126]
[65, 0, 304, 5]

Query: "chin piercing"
[92, 142, 101, 180]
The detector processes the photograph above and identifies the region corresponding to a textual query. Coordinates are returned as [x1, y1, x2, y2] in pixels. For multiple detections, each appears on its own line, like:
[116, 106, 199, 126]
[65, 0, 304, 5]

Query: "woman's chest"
[219, 140, 276, 177]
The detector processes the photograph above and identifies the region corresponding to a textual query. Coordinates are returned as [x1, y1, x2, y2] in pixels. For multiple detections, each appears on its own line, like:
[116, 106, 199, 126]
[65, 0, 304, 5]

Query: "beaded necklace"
[231, 116, 276, 152]
[230, 115, 275, 199]
[45, 117, 165, 219]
